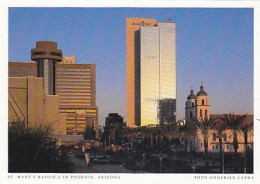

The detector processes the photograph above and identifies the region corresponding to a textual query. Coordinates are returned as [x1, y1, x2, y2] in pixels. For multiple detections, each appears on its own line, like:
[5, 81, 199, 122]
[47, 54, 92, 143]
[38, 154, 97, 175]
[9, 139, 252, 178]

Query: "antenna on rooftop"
[167, 18, 172, 22]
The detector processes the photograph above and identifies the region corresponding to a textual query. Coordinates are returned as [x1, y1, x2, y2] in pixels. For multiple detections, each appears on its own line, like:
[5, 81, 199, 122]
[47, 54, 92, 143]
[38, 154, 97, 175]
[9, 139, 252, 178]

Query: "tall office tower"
[31, 41, 62, 95]
[126, 18, 157, 127]
[56, 63, 98, 136]
[126, 18, 176, 127]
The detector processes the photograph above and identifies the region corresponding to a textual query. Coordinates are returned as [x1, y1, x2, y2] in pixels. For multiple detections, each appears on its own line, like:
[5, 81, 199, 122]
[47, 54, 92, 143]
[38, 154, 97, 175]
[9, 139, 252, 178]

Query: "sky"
[9, 8, 253, 126]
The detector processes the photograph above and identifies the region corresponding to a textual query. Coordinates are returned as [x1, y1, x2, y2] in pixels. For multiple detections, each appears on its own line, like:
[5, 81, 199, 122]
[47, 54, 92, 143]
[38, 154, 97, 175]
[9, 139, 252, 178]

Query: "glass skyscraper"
[126, 18, 176, 127]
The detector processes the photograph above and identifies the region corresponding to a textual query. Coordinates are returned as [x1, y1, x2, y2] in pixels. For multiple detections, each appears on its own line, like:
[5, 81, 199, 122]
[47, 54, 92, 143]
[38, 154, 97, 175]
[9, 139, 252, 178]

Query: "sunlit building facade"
[56, 63, 98, 136]
[126, 18, 176, 127]
[184, 85, 253, 153]
[9, 41, 98, 137]
[61, 55, 76, 64]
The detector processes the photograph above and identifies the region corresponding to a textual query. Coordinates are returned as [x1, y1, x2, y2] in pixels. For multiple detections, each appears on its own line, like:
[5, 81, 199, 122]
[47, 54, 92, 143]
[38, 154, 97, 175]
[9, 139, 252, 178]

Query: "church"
[184, 84, 253, 153]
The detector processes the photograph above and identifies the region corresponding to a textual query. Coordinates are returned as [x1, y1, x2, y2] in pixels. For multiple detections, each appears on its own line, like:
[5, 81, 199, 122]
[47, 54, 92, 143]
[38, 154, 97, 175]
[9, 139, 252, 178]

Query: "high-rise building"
[126, 18, 176, 127]
[9, 41, 98, 136]
[31, 41, 63, 95]
[56, 63, 98, 136]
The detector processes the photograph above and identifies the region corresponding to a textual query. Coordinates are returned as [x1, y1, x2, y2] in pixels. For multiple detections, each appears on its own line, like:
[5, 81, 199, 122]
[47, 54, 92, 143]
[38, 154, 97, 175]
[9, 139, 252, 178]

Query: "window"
[213, 133, 217, 141]
[202, 99, 205, 105]
[216, 145, 218, 149]
[227, 145, 229, 149]
[205, 110, 208, 119]
[192, 102, 195, 107]
[190, 111, 193, 118]
[222, 145, 225, 149]
[223, 133, 227, 141]
[200, 109, 202, 117]
[212, 145, 215, 149]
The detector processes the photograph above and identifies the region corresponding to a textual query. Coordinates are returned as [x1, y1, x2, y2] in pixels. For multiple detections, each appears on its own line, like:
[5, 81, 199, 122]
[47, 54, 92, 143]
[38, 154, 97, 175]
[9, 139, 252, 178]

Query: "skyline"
[9, 8, 253, 126]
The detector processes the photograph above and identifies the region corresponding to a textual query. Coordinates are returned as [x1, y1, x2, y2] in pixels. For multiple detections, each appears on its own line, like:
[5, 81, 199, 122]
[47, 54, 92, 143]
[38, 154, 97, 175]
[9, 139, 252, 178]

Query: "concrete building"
[126, 18, 176, 127]
[8, 76, 66, 135]
[8, 41, 98, 137]
[31, 41, 63, 95]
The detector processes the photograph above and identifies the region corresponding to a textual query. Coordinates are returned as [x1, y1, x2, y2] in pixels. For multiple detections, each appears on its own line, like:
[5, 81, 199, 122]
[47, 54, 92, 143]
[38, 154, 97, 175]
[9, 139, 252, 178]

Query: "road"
[68, 154, 133, 173]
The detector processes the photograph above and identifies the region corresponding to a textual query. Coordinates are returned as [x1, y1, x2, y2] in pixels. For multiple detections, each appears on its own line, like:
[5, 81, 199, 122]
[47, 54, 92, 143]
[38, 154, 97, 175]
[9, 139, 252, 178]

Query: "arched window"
[205, 110, 208, 119]
[223, 133, 227, 141]
[190, 111, 193, 118]
[202, 99, 205, 105]
[213, 133, 217, 141]
[200, 109, 202, 118]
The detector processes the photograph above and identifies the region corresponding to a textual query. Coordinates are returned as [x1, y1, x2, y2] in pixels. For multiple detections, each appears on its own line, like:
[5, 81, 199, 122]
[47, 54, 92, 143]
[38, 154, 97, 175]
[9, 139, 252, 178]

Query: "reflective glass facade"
[127, 19, 176, 126]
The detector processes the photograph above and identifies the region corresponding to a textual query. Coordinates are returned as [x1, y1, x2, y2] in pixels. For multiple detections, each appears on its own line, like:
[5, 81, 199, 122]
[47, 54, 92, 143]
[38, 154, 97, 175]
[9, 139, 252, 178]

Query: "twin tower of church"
[185, 84, 210, 121]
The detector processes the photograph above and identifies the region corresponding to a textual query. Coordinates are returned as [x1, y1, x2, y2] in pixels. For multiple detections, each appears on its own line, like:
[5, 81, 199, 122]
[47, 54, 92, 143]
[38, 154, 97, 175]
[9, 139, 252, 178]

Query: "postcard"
[0, 1, 259, 184]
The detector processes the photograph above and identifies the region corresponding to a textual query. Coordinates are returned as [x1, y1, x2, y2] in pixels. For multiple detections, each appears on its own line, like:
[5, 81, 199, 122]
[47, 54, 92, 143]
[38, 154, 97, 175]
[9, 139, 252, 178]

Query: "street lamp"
[191, 165, 196, 173]
[142, 153, 146, 173]
[160, 156, 163, 173]
[222, 144, 225, 174]
[244, 145, 247, 174]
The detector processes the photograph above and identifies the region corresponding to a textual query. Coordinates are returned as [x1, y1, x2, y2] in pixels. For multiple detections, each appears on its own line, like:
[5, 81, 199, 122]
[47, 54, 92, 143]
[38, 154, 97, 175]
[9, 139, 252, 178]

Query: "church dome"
[187, 88, 196, 99]
[197, 84, 207, 96]
[187, 94, 196, 99]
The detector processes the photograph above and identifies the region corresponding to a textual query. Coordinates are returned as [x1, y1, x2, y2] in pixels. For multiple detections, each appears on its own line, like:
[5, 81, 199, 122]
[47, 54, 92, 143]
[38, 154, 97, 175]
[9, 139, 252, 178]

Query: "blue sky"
[9, 8, 253, 126]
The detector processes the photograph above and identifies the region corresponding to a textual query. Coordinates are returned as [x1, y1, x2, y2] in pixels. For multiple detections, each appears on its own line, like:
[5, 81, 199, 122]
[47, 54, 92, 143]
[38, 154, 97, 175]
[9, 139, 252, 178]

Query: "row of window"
[213, 133, 227, 141]
[189, 109, 208, 118]
[190, 99, 207, 107]
[32, 51, 62, 57]
[56, 68, 91, 72]
[212, 145, 230, 150]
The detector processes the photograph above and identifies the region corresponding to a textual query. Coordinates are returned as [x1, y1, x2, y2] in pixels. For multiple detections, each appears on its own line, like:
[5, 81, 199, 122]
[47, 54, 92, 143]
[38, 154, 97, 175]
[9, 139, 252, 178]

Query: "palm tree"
[195, 117, 215, 172]
[239, 119, 253, 173]
[177, 120, 197, 166]
[212, 118, 227, 173]
[148, 127, 156, 151]
[221, 113, 246, 154]
[165, 124, 178, 147]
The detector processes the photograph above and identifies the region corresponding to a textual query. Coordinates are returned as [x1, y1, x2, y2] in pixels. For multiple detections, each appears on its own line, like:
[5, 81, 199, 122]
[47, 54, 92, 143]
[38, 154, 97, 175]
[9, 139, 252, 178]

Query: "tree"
[221, 113, 246, 154]
[195, 117, 215, 172]
[212, 118, 227, 173]
[9, 120, 73, 172]
[177, 120, 196, 165]
[239, 119, 253, 173]
[83, 124, 96, 140]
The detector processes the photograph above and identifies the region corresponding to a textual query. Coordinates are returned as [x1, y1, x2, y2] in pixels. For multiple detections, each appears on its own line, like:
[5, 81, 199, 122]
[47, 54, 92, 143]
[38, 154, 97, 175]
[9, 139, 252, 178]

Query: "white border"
[0, 1, 259, 184]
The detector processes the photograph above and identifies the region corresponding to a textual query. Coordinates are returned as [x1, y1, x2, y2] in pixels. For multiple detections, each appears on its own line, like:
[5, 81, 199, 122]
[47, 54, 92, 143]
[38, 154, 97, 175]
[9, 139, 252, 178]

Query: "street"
[68, 154, 133, 173]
